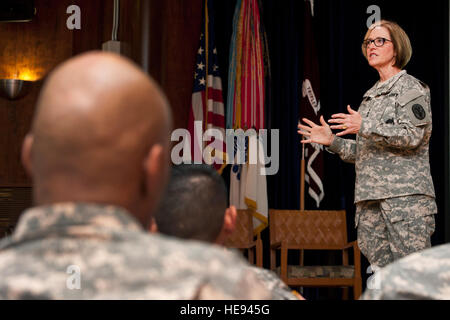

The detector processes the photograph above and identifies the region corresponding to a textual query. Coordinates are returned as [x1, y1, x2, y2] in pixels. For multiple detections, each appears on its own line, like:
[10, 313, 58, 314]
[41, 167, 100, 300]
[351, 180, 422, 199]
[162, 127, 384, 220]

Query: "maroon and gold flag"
[300, 0, 324, 207]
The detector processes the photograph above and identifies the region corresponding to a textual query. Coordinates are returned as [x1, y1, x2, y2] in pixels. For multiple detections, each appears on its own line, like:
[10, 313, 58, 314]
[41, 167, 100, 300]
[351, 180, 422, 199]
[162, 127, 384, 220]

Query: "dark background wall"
[149, 0, 203, 132]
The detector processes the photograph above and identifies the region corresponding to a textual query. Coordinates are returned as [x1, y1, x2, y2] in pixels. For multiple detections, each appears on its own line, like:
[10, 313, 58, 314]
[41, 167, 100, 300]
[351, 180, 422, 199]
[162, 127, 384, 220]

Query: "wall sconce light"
[0, 79, 33, 100]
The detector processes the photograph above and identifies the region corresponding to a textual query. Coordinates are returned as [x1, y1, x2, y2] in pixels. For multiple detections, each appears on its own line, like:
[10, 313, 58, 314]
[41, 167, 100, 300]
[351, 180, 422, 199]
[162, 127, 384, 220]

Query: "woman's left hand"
[328, 105, 362, 136]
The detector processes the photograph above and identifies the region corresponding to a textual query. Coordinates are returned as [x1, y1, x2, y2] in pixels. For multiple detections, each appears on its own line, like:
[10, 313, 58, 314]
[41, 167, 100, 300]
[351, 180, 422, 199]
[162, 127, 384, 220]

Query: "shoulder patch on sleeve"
[398, 90, 431, 126]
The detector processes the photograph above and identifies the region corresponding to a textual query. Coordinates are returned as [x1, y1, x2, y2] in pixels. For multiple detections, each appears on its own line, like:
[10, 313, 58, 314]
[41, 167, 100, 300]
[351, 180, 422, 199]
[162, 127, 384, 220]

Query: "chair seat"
[276, 265, 355, 279]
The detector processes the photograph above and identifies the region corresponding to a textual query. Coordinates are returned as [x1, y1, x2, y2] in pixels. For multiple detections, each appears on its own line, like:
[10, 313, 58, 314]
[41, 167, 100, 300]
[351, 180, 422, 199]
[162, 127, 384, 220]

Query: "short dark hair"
[155, 164, 228, 242]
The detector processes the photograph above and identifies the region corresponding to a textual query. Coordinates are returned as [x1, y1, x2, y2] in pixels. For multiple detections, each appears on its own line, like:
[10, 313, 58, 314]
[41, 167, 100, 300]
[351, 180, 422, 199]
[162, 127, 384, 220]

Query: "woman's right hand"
[297, 116, 334, 147]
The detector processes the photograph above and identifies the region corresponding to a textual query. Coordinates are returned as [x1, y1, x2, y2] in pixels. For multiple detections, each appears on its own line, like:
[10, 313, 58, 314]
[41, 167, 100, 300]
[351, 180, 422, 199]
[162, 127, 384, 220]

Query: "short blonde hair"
[362, 20, 412, 69]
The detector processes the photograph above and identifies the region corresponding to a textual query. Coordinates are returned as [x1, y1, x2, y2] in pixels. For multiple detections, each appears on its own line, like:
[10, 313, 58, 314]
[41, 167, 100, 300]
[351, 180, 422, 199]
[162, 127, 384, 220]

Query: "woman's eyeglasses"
[363, 37, 392, 48]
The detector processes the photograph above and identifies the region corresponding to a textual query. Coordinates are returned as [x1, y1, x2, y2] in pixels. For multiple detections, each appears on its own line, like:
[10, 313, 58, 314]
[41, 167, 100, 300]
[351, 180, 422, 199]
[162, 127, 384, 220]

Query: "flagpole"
[204, 0, 209, 131]
[300, 137, 305, 211]
[300, 137, 306, 270]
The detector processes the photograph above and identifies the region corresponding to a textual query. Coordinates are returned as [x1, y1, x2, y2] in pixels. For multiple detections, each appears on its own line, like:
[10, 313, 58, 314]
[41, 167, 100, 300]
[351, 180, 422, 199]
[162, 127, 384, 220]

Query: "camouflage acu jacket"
[248, 266, 299, 300]
[328, 70, 435, 202]
[0, 203, 274, 299]
[361, 243, 450, 300]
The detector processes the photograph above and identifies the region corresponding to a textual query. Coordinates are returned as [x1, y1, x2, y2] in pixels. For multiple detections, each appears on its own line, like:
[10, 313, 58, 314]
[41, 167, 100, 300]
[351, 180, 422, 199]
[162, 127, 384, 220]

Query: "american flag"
[187, 0, 226, 173]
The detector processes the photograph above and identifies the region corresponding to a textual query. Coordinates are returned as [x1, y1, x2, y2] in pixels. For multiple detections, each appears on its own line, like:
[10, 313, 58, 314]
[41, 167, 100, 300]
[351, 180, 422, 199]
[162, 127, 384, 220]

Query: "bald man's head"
[22, 52, 173, 227]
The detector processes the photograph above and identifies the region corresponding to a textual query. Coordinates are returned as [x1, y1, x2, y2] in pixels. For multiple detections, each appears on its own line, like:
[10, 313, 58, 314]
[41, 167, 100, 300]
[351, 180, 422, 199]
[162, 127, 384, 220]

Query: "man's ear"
[223, 205, 237, 235]
[143, 144, 170, 217]
[21, 134, 34, 178]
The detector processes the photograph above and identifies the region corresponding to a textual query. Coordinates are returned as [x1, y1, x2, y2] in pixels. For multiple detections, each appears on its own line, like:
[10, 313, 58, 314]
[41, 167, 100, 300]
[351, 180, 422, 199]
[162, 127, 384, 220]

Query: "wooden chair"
[224, 209, 263, 267]
[269, 209, 362, 299]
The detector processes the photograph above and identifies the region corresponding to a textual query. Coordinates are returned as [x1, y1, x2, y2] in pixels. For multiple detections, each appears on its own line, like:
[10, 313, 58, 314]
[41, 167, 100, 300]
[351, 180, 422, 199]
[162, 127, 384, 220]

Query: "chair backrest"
[269, 210, 348, 249]
[224, 209, 254, 248]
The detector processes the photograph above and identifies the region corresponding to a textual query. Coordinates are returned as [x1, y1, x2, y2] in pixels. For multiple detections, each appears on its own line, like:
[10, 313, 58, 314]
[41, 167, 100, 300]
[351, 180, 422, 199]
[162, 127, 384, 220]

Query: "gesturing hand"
[297, 116, 334, 147]
[328, 105, 362, 136]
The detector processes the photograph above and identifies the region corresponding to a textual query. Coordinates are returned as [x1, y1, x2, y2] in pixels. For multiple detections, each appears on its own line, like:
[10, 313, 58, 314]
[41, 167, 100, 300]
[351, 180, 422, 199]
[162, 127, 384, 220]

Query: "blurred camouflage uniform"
[0, 203, 275, 299]
[248, 266, 300, 300]
[327, 70, 436, 268]
[361, 243, 450, 300]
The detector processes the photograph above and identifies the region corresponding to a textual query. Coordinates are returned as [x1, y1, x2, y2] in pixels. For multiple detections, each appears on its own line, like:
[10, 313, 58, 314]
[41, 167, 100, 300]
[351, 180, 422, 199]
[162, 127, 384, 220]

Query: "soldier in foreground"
[155, 164, 303, 300]
[361, 243, 450, 299]
[0, 52, 272, 299]
[298, 20, 436, 268]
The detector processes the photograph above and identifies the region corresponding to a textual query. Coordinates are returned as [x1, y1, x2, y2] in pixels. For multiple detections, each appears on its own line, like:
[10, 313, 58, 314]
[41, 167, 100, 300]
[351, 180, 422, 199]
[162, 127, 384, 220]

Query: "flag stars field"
[188, 0, 227, 173]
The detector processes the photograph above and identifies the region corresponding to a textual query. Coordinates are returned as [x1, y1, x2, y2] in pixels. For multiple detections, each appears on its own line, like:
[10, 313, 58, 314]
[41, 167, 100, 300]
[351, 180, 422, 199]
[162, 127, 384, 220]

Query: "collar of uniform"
[11, 202, 144, 242]
[363, 70, 407, 98]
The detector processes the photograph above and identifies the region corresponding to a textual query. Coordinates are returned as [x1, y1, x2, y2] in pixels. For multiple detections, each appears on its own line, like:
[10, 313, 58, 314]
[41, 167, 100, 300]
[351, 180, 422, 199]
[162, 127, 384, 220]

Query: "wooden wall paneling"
[148, 0, 164, 83]
[118, 0, 143, 65]
[0, 0, 211, 235]
[0, 0, 74, 80]
[0, 186, 32, 238]
[0, 0, 206, 186]
[75, 0, 144, 66]
[166, 0, 203, 131]
[0, 83, 42, 186]
[72, 0, 107, 55]
[0, 0, 74, 186]
[0, 0, 76, 233]
[140, 0, 150, 73]
[149, 0, 203, 131]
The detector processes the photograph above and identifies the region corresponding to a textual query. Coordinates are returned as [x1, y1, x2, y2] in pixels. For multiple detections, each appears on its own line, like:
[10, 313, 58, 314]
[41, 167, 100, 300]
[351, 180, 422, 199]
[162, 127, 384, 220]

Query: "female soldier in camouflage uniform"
[298, 20, 436, 269]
